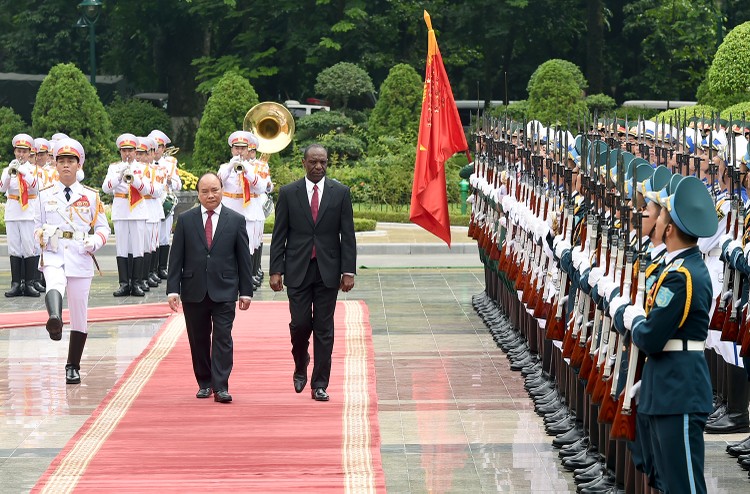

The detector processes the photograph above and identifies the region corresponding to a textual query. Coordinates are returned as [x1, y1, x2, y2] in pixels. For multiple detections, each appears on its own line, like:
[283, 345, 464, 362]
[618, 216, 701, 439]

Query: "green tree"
[295, 111, 355, 144]
[314, 62, 374, 110]
[192, 71, 259, 173]
[0, 107, 28, 163]
[585, 94, 617, 114]
[654, 104, 719, 124]
[526, 60, 588, 125]
[621, 0, 717, 100]
[722, 102, 750, 119]
[368, 63, 422, 143]
[107, 97, 173, 138]
[705, 21, 750, 110]
[31, 63, 116, 186]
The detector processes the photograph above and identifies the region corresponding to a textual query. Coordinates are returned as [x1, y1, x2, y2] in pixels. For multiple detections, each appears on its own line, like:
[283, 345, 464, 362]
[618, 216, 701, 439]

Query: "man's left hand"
[239, 298, 251, 311]
[168, 294, 180, 312]
[340, 274, 355, 292]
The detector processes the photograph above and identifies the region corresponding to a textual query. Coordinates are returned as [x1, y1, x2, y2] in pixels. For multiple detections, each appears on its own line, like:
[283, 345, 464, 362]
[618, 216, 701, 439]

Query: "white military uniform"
[156, 154, 181, 245]
[1, 159, 39, 257]
[36, 181, 110, 332]
[218, 157, 271, 252]
[102, 160, 154, 257]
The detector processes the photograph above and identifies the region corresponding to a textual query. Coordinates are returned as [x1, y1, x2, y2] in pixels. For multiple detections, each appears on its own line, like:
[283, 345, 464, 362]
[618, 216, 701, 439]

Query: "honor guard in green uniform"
[613, 176, 717, 494]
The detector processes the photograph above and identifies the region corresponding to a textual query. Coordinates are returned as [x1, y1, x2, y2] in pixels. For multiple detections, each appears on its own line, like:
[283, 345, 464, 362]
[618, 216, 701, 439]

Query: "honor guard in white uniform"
[34, 138, 110, 384]
[148, 129, 181, 279]
[136, 136, 165, 291]
[102, 133, 156, 297]
[1, 134, 41, 297]
[217, 131, 271, 288]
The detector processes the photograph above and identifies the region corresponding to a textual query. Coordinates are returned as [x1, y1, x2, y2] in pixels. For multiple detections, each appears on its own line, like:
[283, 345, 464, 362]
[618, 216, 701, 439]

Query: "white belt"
[703, 248, 721, 259]
[662, 339, 705, 352]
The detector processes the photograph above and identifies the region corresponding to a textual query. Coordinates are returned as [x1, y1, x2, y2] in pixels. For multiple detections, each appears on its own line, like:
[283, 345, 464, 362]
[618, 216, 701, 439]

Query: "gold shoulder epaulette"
[83, 185, 100, 194]
[40, 184, 55, 191]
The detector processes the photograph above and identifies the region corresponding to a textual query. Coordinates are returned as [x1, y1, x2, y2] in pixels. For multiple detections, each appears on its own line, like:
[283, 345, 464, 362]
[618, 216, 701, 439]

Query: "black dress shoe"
[196, 388, 212, 399]
[562, 449, 597, 471]
[65, 364, 81, 384]
[312, 388, 329, 401]
[728, 434, 750, 456]
[704, 411, 750, 434]
[293, 354, 310, 393]
[574, 462, 604, 483]
[214, 390, 232, 403]
[552, 424, 582, 448]
[739, 454, 750, 470]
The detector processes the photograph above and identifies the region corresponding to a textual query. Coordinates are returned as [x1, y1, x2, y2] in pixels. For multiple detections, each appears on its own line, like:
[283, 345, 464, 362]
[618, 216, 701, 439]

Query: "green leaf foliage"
[107, 97, 173, 138]
[613, 106, 660, 122]
[317, 131, 366, 162]
[0, 107, 28, 163]
[708, 21, 750, 99]
[314, 62, 375, 110]
[368, 63, 423, 143]
[489, 100, 530, 121]
[654, 104, 719, 125]
[295, 111, 355, 143]
[31, 63, 116, 187]
[722, 102, 750, 120]
[192, 71, 259, 174]
[585, 94, 617, 113]
[526, 60, 588, 125]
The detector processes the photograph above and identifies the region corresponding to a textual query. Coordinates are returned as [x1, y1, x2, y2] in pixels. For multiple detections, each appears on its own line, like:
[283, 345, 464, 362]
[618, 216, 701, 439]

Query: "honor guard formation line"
[1, 125, 273, 382]
[468, 114, 750, 493]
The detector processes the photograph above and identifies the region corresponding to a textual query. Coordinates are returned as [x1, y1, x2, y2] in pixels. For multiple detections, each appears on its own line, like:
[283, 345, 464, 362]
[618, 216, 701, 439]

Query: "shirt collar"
[305, 176, 325, 191]
[664, 246, 692, 264]
[201, 204, 222, 216]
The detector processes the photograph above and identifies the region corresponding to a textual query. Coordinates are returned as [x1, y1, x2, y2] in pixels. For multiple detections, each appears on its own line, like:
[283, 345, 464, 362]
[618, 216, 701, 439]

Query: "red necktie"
[311, 184, 319, 258]
[205, 210, 214, 249]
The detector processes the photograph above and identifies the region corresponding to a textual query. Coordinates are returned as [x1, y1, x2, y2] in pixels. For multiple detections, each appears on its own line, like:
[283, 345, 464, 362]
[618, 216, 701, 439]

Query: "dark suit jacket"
[167, 205, 254, 303]
[270, 177, 356, 288]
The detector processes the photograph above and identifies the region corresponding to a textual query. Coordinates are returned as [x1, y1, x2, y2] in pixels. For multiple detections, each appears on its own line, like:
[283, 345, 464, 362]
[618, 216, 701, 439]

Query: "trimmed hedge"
[354, 210, 471, 227]
[707, 22, 750, 100]
[263, 216, 376, 234]
[0, 107, 28, 163]
[654, 104, 719, 124]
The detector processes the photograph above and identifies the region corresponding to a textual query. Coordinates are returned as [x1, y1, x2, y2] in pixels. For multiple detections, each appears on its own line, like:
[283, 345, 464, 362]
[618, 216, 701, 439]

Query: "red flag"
[410, 11, 468, 247]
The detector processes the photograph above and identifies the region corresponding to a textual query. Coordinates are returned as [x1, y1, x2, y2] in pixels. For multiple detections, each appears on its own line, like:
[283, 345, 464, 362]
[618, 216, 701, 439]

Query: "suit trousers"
[182, 295, 236, 392]
[647, 412, 708, 494]
[287, 259, 338, 390]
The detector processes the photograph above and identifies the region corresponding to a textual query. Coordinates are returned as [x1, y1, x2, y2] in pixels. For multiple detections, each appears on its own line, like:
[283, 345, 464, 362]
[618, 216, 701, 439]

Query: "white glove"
[602, 279, 619, 301]
[552, 234, 564, 250]
[623, 304, 646, 330]
[608, 295, 630, 319]
[555, 239, 571, 259]
[41, 224, 59, 243]
[722, 290, 733, 302]
[572, 250, 584, 270]
[83, 235, 97, 253]
[588, 267, 605, 288]
[628, 381, 642, 405]
[719, 233, 733, 249]
[578, 255, 591, 273]
[499, 216, 507, 229]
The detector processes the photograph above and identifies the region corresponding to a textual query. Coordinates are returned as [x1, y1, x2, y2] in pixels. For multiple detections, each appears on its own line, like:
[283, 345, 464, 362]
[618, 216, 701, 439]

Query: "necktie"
[311, 184, 319, 222]
[64, 187, 71, 202]
[311, 184, 319, 259]
[205, 210, 214, 249]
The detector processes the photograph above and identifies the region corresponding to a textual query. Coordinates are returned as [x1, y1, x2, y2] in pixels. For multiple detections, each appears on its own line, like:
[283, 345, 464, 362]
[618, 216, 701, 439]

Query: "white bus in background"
[621, 100, 696, 110]
[284, 100, 330, 118]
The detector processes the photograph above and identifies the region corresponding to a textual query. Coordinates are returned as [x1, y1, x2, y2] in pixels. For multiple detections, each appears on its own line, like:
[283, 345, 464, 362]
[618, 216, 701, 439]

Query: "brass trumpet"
[120, 163, 134, 184]
[163, 146, 180, 157]
[8, 160, 20, 177]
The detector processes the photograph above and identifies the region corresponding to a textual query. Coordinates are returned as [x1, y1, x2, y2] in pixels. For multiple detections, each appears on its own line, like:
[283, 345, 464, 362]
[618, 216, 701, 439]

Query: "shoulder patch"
[668, 259, 684, 272]
[654, 286, 675, 308]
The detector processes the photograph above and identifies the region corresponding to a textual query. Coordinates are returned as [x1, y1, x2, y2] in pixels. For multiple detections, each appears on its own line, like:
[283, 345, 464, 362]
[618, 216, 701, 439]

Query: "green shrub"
[722, 102, 750, 119]
[263, 215, 376, 234]
[0, 107, 28, 163]
[318, 131, 366, 162]
[527, 59, 588, 125]
[107, 96, 173, 138]
[614, 106, 661, 122]
[367, 135, 415, 158]
[295, 111, 355, 143]
[368, 63, 423, 143]
[315, 62, 375, 110]
[31, 63, 116, 186]
[707, 22, 750, 102]
[585, 94, 617, 114]
[488, 100, 529, 120]
[192, 71, 259, 174]
[354, 210, 470, 226]
[654, 104, 719, 125]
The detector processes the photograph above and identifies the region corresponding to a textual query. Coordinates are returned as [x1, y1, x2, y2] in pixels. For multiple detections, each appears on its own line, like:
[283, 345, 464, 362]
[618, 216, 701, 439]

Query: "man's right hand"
[269, 273, 283, 292]
[168, 294, 181, 312]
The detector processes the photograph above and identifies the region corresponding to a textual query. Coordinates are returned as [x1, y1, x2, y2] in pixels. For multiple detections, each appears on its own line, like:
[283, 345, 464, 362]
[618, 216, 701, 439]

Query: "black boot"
[140, 253, 151, 291]
[251, 249, 262, 288]
[130, 256, 145, 296]
[65, 331, 88, 384]
[113, 256, 131, 297]
[45, 289, 64, 341]
[23, 257, 40, 297]
[706, 364, 750, 434]
[256, 243, 264, 280]
[5, 256, 24, 297]
[158, 245, 170, 279]
[149, 251, 161, 285]
[30, 256, 45, 292]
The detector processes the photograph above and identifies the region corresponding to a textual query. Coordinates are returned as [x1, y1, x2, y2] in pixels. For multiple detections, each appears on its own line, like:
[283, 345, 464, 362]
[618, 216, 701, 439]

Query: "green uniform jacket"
[631, 246, 713, 416]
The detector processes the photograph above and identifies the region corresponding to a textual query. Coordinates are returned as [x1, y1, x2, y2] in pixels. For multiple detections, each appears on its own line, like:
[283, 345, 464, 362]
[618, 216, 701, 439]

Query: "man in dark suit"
[270, 144, 356, 402]
[167, 172, 254, 403]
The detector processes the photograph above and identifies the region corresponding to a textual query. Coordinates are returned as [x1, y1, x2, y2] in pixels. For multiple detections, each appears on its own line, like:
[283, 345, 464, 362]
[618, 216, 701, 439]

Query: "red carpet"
[33, 300, 384, 493]
[0, 302, 173, 329]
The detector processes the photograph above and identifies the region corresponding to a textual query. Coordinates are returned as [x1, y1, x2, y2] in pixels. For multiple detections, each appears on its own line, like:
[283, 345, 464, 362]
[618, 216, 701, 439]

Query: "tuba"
[243, 102, 295, 161]
[243, 102, 294, 217]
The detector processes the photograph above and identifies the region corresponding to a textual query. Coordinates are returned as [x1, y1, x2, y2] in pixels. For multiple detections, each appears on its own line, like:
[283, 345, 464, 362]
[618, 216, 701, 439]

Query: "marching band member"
[34, 138, 110, 383]
[149, 129, 181, 279]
